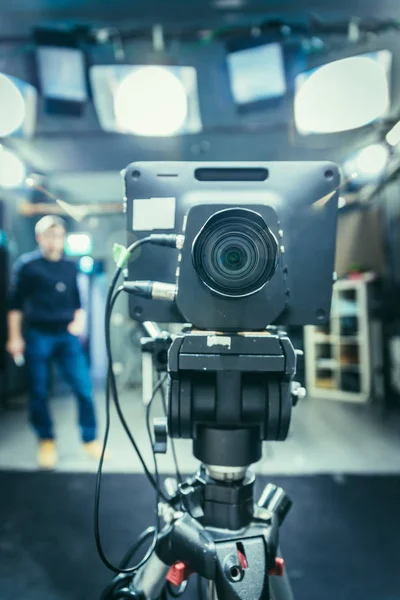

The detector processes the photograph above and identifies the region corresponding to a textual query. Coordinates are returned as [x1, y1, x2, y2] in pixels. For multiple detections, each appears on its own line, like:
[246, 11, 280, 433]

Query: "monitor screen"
[65, 233, 92, 256]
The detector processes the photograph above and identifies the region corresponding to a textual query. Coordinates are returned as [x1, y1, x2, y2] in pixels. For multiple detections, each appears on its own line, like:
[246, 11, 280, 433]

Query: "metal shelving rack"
[304, 277, 373, 403]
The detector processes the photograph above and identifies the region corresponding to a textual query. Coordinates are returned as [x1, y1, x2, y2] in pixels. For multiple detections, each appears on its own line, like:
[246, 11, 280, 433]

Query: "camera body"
[125, 161, 339, 330]
[176, 204, 286, 331]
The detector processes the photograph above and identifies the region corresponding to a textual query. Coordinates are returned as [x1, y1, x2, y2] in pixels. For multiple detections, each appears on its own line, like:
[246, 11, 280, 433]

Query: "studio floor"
[0, 388, 400, 475]
[1, 390, 400, 600]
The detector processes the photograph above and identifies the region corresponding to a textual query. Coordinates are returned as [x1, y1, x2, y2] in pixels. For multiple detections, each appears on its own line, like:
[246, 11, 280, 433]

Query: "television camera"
[100, 161, 339, 600]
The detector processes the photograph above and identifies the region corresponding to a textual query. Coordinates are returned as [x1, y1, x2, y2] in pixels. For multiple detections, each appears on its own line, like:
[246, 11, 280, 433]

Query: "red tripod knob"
[268, 557, 285, 577]
[166, 562, 193, 586]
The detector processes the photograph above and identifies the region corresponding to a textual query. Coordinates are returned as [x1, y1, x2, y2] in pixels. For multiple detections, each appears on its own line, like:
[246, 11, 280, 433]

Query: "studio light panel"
[227, 42, 286, 106]
[90, 64, 202, 136]
[294, 49, 392, 135]
[0, 74, 37, 138]
[37, 46, 88, 104]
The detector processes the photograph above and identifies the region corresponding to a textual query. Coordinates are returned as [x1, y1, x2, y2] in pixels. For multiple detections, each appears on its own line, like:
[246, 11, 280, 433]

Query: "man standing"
[6, 216, 101, 469]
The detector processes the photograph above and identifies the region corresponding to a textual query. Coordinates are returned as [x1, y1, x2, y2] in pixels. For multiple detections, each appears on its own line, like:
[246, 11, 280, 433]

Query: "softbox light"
[90, 64, 202, 136]
[0, 74, 37, 138]
[294, 50, 392, 135]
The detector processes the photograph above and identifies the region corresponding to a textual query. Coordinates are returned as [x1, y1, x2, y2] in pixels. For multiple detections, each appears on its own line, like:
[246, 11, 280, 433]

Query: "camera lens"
[192, 208, 278, 298]
[220, 246, 247, 271]
[214, 235, 257, 281]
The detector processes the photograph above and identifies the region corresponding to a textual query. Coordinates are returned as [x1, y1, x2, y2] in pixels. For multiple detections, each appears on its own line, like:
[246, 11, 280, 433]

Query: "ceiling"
[2, 0, 400, 203]
[2, 0, 400, 38]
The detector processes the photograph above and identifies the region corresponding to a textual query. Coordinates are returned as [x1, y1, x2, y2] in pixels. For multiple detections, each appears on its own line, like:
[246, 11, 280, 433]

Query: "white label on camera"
[207, 335, 231, 349]
[133, 197, 176, 231]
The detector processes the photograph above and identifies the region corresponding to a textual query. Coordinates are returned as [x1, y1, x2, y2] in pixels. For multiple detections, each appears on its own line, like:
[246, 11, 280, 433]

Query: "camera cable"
[95, 236, 175, 574]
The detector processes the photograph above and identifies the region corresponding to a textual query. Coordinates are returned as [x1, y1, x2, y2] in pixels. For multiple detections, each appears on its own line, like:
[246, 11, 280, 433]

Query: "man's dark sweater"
[8, 250, 81, 332]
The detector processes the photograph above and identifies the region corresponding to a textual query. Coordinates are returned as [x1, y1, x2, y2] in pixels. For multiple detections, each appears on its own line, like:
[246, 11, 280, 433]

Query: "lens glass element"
[214, 235, 258, 282]
[192, 208, 278, 298]
[220, 245, 248, 271]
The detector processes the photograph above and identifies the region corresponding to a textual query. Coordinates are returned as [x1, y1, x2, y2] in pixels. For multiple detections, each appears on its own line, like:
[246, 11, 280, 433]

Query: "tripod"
[127, 327, 302, 600]
[133, 469, 295, 600]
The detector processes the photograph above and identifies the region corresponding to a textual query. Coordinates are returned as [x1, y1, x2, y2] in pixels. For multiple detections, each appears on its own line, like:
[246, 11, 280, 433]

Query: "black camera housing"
[177, 204, 286, 330]
[125, 161, 339, 329]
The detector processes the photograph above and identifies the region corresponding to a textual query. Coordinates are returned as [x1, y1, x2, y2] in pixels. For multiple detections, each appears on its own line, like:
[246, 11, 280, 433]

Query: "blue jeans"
[25, 328, 97, 442]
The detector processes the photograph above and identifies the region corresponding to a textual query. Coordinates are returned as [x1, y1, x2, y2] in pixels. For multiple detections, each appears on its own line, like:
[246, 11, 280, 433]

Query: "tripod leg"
[208, 580, 218, 600]
[270, 550, 295, 600]
[133, 551, 169, 599]
[270, 572, 295, 600]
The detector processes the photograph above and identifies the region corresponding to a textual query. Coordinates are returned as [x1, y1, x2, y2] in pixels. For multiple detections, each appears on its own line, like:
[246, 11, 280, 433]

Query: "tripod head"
[168, 329, 297, 474]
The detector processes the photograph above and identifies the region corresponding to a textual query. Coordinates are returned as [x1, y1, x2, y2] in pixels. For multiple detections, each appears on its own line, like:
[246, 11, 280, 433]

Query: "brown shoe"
[38, 440, 57, 470]
[83, 440, 109, 461]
